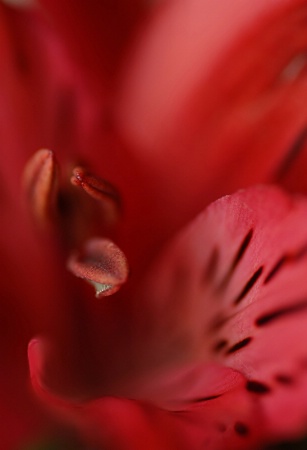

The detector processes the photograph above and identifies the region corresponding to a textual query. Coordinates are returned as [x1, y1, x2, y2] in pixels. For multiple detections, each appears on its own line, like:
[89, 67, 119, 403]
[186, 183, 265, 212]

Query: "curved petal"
[117, 0, 307, 231]
[130, 185, 307, 442]
[28, 340, 265, 450]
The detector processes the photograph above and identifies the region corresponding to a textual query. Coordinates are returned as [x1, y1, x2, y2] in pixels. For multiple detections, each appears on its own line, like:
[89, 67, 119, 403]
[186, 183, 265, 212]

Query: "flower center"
[23, 149, 129, 297]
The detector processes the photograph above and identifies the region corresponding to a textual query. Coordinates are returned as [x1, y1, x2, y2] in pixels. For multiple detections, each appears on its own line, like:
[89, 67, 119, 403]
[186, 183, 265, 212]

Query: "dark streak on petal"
[264, 256, 287, 284]
[232, 229, 254, 267]
[273, 127, 307, 181]
[192, 394, 222, 403]
[212, 339, 228, 353]
[233, 267, 263, 306]
[217, 229, 253, 291]
[246, 380, 271, 394]
[255, 299, 307, 326]
[171, 395, 222, 414]
[234, 422, 249, 436]
[226, 337, 252, 355]
[264, 246, 307, 284]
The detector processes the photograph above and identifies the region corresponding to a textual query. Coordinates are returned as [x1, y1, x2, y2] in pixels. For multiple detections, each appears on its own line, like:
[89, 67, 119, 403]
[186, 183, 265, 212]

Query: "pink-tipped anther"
[71, 166, 121, 225]
[67, 238, 129, 297]
[23, 149, 59, 227]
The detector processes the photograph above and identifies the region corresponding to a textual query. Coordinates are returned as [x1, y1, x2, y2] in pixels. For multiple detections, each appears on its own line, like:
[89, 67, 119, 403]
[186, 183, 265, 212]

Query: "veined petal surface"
[131, 185, 307, 442]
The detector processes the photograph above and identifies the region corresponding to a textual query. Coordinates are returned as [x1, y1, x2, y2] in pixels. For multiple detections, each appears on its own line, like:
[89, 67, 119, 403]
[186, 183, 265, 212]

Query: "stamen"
[67, 238, 129, 297]
[23, 149, 59, 227]
[71, 167, 121, 225]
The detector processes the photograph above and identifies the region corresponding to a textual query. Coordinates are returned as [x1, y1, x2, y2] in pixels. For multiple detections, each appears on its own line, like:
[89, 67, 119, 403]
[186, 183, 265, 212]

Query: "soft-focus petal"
[29, 340, 265, 450]
[6, 1, 307, 448]
[37, 0, 147, 88]
[117, 0, 307, 234]
[0, 1, 178, 414]
[0, 4, 94, 446]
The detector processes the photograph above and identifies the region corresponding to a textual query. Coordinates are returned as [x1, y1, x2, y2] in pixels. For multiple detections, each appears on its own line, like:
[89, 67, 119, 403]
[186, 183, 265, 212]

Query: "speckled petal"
[135, 185, 307, 442]
[67, 238, 129, 297]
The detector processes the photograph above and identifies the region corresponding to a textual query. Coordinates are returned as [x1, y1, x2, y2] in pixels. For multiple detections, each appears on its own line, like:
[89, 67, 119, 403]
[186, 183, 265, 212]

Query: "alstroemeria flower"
[25, 0, 307, 401]
[28, 185, 307, 449]
[3, 0, 307, 449]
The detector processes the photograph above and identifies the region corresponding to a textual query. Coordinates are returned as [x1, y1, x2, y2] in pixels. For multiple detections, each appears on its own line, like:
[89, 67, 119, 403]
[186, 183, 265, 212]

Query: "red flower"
[2, 1, 307, 449]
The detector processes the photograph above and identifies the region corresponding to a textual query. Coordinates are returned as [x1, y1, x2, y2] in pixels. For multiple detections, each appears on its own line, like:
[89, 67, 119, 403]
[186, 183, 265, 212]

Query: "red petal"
[28, 339, 264, 450]
[117, 0, 307, 230]
[0, 6, 93, 444]
[134, 185, 307, 442]
[37, 0, 146, 87]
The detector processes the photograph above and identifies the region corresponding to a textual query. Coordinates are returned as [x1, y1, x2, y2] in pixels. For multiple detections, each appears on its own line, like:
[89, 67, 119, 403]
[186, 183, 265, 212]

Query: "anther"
[23, 149, 59, 227]
[67, 238, 129, 297]
[71, 167, 121, 225]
